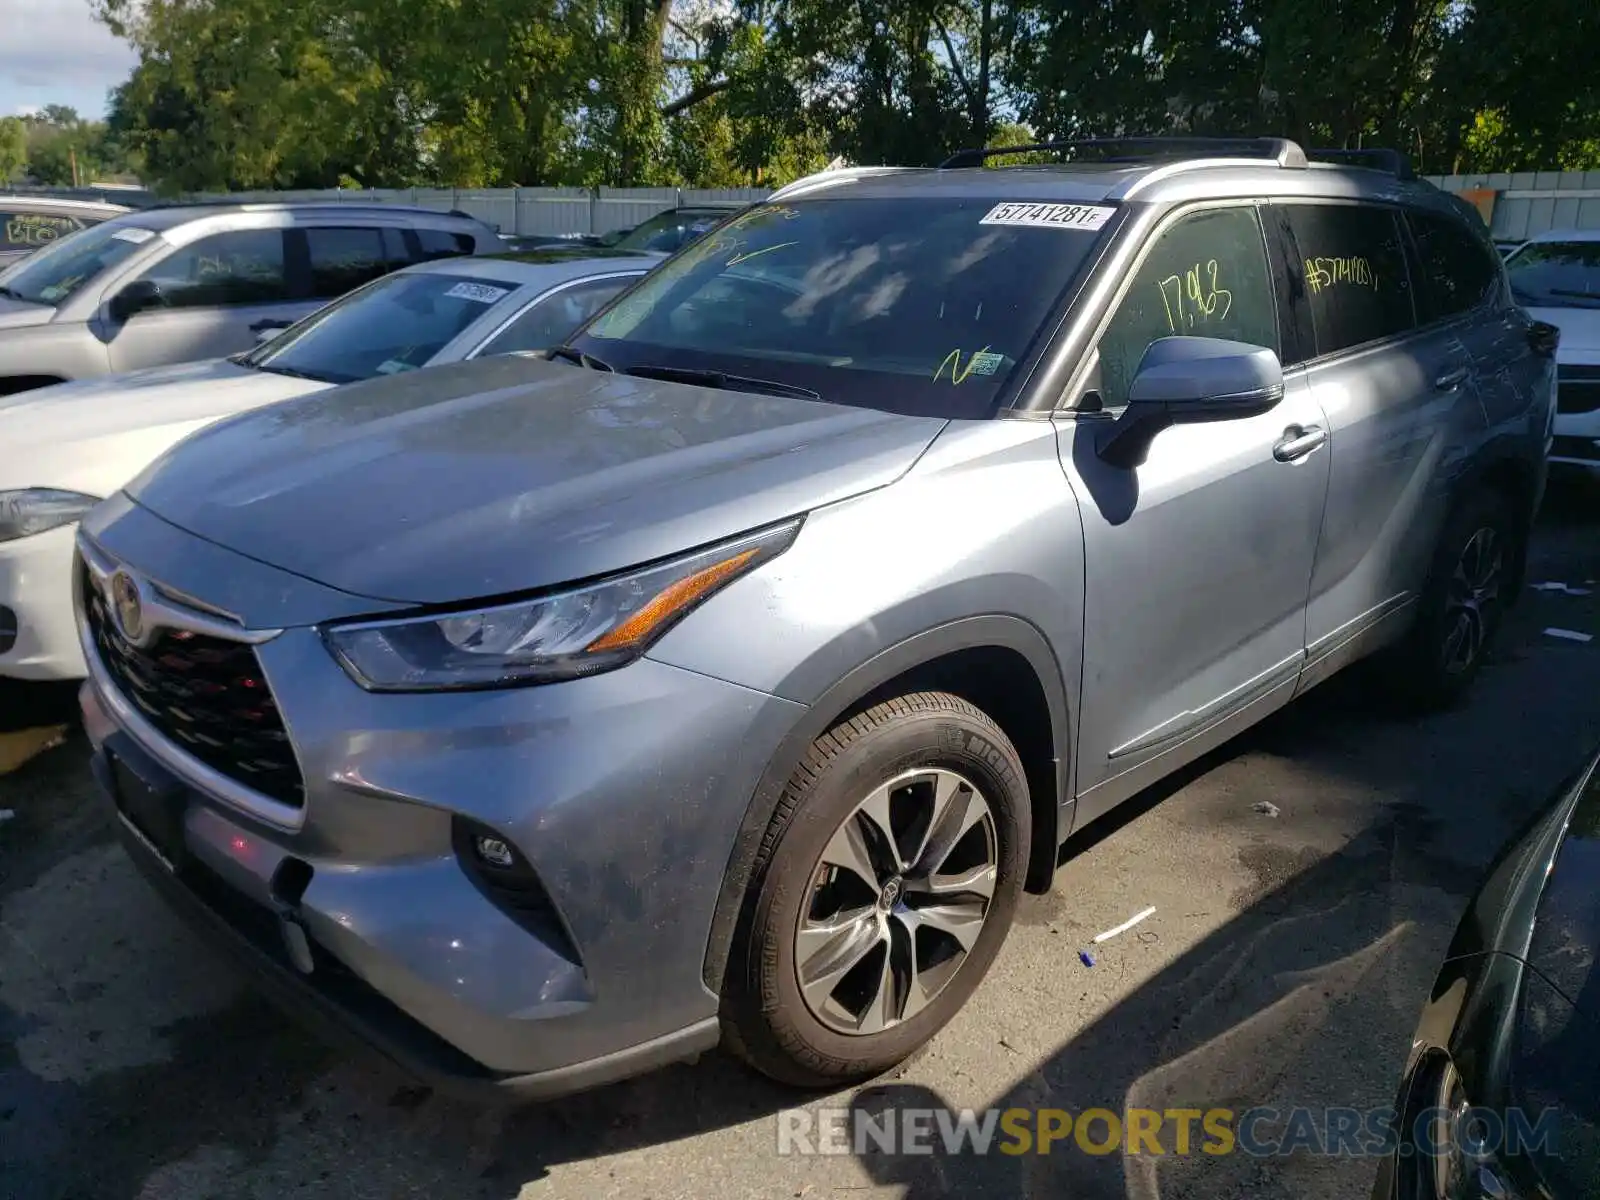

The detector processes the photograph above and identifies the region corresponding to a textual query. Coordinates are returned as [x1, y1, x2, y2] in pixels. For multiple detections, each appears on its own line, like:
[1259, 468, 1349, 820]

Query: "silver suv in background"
[0, 203, 498, 395]
[78, 138, 1554, 1102]
[0, 195, 130, 266]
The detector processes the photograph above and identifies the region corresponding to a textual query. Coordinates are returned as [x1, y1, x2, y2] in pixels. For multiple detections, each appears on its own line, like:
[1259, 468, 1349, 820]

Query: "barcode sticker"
[444, 282, 509, 304]
[978, 202, 1116, 232]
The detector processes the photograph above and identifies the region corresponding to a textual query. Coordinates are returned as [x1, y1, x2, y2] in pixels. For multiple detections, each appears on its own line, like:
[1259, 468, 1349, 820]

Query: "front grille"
[84, 569, 305, 808]
[1557, 365, 1600, 414]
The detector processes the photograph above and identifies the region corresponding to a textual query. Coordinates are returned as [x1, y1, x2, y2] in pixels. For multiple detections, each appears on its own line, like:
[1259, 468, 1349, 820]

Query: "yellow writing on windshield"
[1157, 260, 1233, 334]
[933, 346, 1004, 384]
[1303, 256, 1377, 293]
[726, 241, 797, 267]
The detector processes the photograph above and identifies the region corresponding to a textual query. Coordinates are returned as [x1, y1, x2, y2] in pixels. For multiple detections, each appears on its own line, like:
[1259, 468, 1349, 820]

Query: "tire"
[1380, 489, 1518, 710]
[721, 691, 1030, 1089]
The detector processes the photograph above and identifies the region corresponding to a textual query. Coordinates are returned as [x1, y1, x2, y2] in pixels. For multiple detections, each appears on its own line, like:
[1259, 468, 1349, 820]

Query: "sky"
[0, 0, 138, 120]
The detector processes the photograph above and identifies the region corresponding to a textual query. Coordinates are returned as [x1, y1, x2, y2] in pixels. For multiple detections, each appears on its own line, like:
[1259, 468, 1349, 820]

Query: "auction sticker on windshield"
[979, 202, 1116, 232]
[111, 227, 156, 244]
[444, 282, 510, 304]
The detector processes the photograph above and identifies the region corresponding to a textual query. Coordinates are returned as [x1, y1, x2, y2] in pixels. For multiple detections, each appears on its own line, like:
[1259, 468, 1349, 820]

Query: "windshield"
[0, 220, 158, 306]
[612, 209, 732, 253]
[1506, 241, 1600, 309]
[239, 270, 522, 384]
[569, 196, 1115, 417]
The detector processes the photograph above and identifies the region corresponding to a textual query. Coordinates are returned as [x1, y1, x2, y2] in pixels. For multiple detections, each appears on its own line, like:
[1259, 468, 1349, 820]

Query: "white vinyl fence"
[1422, 171, 1600, 242]
[188, 172, 1600, 243]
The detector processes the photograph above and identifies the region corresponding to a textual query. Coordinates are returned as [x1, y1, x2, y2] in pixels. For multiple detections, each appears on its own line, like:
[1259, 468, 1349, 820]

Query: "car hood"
[0, 296, 54, 330]
[0, 358, 328, 494]
[1524, 305, 1600, 358]
[127, 355, 948, 605]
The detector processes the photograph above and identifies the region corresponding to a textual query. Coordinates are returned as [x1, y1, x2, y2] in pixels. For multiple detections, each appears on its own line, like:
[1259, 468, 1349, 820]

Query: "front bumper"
[77, 504, 808, 1099]
[0, 522, 86, 680]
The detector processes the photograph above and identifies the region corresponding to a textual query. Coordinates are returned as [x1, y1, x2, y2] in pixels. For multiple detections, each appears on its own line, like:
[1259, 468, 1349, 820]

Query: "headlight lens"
[0, 489, 102, 543]
[324, 519, 800, 691]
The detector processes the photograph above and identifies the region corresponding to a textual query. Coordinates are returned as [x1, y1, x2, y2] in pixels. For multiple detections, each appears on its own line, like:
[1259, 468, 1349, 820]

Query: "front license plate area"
[109, 750, 188, 871]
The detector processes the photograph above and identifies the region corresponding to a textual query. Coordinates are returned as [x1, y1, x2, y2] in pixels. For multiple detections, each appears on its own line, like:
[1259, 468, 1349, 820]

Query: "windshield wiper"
[546, 345, 615, 372]
[623, 364, 821, 401]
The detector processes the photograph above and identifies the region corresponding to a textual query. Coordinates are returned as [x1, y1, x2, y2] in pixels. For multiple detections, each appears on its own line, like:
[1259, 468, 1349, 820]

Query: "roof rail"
[1306, 147, 1415, 179]
[939, 137, 1309, 170]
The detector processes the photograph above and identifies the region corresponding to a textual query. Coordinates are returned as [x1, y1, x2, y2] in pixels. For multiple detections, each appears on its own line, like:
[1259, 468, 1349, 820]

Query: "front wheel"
[721, 691, 1030, 1088]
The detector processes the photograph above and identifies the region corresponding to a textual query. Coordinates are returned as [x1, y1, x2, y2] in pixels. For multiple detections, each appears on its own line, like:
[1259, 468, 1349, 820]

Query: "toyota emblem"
[110, 571, 144, 642]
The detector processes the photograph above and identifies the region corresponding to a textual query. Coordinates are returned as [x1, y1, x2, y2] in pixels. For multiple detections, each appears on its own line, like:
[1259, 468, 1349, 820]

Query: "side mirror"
[1097, 336, 1284, 469]
[109, 279, 163, 322]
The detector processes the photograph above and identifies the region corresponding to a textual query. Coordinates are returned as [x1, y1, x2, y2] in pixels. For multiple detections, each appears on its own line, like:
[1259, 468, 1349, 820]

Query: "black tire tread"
[721, 690, 1024, 1088]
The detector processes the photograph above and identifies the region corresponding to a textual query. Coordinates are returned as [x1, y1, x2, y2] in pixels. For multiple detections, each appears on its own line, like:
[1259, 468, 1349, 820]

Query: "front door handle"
[1434, 367, 1469, 392]
[1273, 424, 1327, 462]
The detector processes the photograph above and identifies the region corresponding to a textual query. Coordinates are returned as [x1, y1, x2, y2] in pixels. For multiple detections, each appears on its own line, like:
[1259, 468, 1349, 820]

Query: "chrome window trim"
[76, 534, 305, 832]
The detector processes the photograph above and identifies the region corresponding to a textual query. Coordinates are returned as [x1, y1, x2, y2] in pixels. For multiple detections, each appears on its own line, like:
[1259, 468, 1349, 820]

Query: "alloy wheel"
[1441, 526, 1503, 675]
[794, 768, 999, 1036]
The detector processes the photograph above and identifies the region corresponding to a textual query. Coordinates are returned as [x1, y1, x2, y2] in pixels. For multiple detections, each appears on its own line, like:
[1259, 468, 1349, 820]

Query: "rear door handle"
[1273, 424, 1327, 463]
[1434, 367, 1469, 392]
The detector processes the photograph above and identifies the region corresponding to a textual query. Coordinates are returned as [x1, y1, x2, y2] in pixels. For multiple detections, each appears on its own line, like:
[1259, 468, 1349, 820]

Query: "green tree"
[0, 118, 25, 182]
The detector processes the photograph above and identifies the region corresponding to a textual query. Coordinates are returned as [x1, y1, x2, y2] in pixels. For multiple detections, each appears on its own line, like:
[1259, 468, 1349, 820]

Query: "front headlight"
[324, 519, 801, 691]
[0, 489, 103, 544]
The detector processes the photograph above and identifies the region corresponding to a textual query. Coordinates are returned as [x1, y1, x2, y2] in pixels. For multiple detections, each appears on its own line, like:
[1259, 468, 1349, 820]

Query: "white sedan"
[0, 249, 659, 681]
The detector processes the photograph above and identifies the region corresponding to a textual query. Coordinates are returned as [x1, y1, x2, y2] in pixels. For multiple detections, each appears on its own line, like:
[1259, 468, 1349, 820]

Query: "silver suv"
[77, 138, 1555, 1100]
[0, 202, 498, 394]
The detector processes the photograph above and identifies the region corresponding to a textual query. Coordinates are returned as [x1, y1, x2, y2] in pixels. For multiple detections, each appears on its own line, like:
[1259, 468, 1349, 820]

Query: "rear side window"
[414, 228, 475, 260]
[1407, 211, 1499, 320]
[305, 226, 394, 297]
[1286, 205, 1415, 356]
[1, 210, 90, 252]
[137, 229, 291, 308]
[1096, 206, 1279, 409]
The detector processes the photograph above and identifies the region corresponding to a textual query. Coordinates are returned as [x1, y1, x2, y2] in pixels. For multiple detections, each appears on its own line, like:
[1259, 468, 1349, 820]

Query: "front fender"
[645, 420, 1087, 992]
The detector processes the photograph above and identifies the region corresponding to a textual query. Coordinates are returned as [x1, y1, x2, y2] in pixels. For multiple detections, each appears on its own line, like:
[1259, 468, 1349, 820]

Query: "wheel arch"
[701, 614, 1071, 995]
[1450, 441, 1542, 599]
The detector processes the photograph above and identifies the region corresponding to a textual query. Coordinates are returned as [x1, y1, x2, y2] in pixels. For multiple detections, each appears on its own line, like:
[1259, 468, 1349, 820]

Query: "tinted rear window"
[1506, 241, 1600, 309]
[1408, 211, 1499, 320]
[572, 197, 1115, 417]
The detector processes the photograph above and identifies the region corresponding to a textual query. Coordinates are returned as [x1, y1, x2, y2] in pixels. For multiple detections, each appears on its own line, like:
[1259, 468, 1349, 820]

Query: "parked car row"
[0, 144, 1590, 1196]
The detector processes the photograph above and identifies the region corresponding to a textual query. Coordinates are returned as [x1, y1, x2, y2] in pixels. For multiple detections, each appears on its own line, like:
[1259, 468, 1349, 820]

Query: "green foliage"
[72, 0, 1600, 192]
[0, 118, 27, 183]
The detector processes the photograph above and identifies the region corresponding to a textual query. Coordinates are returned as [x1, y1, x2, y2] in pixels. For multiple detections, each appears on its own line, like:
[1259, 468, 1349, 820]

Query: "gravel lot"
[3, 477, 1597, 1200]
